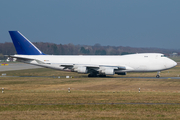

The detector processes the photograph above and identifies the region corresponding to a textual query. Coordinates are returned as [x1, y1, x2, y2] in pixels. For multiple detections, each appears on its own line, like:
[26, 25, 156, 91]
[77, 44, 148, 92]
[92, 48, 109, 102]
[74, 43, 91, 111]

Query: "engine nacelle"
[99, 68, 114, 75]
[74, 66, 87, 73]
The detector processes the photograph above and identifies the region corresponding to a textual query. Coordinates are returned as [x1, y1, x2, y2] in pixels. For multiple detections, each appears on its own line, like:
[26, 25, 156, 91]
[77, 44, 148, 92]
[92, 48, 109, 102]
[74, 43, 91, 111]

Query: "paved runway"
[1, 63, 180, 80]
[0, 63, 42, 72]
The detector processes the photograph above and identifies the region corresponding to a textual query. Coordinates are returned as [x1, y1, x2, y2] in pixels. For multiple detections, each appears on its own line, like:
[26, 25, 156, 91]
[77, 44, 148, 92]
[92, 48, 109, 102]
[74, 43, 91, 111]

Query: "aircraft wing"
[6, 55, 131, 75]
[61, 64, 126, 69]
[60, 64, 128, 75]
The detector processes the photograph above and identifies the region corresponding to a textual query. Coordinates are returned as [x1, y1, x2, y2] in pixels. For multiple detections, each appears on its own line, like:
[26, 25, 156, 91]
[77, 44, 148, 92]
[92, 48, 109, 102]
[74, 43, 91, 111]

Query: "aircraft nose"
[166, 58, 177, 69]
[169, 59, 177, 68]
[173, 61, 177, 67]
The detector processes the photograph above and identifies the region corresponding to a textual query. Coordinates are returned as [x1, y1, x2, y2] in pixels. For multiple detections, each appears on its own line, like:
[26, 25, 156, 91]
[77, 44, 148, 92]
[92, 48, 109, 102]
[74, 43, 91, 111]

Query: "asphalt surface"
[0, 63, 42, 72]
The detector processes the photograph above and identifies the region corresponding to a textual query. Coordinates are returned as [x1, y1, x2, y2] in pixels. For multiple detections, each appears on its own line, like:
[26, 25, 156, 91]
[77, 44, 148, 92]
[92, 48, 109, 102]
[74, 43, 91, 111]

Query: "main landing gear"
[88, 71, 98, 77]
[156, 71, 160, 78]
[88, 71, 107, 77]
[88, 74, 107, 77]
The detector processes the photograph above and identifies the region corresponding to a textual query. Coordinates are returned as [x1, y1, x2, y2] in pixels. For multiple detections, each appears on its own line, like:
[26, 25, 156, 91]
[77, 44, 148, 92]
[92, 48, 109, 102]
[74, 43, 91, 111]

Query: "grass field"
[170, 56, 180, 62]
[0, 65, 180, 119]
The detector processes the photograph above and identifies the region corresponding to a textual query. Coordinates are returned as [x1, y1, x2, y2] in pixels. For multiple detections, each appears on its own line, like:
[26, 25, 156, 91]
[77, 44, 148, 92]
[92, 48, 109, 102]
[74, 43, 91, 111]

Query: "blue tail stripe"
[9, 31, 45, 55]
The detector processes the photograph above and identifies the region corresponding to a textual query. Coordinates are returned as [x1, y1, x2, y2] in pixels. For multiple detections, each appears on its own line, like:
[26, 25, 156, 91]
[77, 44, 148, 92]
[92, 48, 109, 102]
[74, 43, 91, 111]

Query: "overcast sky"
[0, 0, 180, 49]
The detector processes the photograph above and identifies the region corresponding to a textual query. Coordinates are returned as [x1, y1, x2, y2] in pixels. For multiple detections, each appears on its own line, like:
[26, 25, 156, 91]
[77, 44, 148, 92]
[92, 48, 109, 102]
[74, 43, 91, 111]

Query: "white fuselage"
[14, 53, 177, 74]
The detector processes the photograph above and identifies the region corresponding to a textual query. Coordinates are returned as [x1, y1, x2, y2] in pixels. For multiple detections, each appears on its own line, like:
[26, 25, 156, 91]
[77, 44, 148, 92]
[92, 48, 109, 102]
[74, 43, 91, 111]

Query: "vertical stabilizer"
[9, 31, 45, 55]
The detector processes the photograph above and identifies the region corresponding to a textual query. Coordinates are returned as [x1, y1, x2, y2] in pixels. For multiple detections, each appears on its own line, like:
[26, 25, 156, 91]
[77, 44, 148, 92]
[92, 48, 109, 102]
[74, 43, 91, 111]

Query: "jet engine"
[74, 66, 87, 73]
[99, 68, 114, 75]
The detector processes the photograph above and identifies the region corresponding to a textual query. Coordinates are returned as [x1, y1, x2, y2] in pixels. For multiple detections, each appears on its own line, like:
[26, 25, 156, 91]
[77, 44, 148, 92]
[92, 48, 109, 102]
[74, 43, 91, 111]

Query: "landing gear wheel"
[156, 71, 161, 78]
[156, 75, 160, 78]
[88, 74, 92, 77]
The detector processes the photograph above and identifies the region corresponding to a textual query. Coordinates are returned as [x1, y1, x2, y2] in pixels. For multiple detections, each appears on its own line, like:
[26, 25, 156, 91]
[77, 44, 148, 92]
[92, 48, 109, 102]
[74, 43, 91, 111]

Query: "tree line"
[0, 42, 179, 60]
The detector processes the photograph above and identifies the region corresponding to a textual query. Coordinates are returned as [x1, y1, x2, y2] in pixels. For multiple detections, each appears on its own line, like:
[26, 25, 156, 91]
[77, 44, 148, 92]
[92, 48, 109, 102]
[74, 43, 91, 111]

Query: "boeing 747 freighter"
[8, 31, 177, 77]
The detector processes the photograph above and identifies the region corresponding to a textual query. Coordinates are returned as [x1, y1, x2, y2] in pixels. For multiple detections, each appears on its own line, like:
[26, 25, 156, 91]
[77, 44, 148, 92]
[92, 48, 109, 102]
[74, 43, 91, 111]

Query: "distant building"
[170, 53, 178, 57]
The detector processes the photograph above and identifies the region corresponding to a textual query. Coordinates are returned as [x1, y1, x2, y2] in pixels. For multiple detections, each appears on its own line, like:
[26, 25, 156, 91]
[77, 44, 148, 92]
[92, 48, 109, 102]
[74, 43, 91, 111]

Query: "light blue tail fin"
[9, 31, 45, 55]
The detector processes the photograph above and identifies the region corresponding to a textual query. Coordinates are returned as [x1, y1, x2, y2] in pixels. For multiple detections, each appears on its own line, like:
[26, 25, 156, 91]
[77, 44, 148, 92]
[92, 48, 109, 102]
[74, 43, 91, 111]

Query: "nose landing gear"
[156, 71, 160, 78]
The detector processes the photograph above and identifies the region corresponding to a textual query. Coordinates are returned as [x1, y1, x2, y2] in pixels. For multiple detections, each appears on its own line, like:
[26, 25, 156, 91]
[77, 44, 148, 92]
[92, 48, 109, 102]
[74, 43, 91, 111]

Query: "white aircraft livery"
[8, 31, 177, 78]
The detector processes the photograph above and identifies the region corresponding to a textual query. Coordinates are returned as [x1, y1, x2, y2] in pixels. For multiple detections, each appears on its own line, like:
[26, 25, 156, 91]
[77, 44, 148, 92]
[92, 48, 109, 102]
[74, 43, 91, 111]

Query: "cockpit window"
[161, 55, 166, 57]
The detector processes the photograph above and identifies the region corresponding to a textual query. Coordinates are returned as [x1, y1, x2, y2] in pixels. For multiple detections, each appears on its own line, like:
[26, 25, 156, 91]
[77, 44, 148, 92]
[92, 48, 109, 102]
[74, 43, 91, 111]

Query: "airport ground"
[0, 63, 180, 119]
